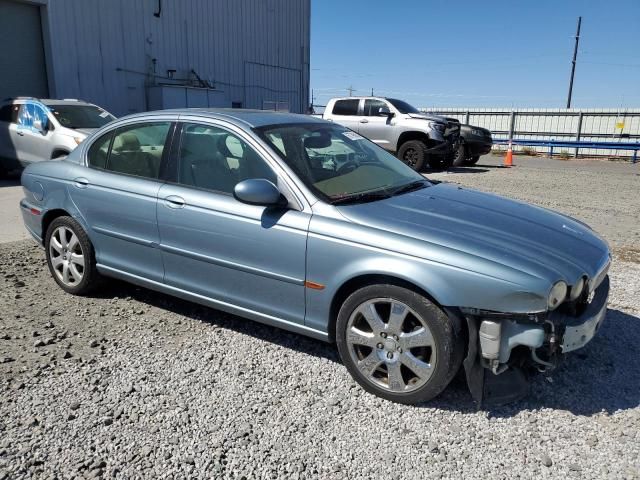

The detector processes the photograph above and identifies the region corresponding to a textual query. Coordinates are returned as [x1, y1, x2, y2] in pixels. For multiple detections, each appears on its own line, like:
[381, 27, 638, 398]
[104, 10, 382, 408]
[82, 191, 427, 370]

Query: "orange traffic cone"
[504, 140, 513, 167]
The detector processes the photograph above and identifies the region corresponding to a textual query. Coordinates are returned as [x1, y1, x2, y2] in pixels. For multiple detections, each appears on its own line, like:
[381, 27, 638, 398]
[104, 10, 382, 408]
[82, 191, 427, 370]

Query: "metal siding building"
[0, 0, 310, 116]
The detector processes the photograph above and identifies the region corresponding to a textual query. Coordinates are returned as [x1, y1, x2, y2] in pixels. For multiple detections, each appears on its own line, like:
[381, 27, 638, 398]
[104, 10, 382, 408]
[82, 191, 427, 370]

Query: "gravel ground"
[0, 155, 639, 479]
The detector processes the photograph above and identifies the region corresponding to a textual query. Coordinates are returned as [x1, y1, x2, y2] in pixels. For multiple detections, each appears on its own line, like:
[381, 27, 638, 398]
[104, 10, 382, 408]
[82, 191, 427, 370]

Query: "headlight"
[569, 277, 586, 300]
[471, 128, 484, 136]
[429, 122, 446, 133]
[548, 281, 567, 310]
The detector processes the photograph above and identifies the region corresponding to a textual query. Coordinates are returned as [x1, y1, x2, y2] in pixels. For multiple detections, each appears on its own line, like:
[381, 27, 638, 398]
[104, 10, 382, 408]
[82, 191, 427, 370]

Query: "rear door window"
[332, 99, 360, 116]
[105, 123, 171, 179]
[17, 104, 35, 128]
[0, 105, 20, 123]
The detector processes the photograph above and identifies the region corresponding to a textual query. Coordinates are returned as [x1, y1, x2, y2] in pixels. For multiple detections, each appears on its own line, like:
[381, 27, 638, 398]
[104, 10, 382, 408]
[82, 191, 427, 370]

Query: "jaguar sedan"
[20, 109, 611, 405]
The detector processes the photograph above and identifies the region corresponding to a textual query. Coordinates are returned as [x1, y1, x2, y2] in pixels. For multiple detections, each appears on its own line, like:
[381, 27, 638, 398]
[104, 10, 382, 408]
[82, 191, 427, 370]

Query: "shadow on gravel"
[423, 167, 490, 175]
[92, 279, 341, 364]
[469, 308, 640, 417]
[90, 280, 640, 417]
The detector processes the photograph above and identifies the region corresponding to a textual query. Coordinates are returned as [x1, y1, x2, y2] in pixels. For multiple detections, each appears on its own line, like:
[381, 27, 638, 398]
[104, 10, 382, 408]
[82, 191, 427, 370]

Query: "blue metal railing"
[492, 138, 640, 163]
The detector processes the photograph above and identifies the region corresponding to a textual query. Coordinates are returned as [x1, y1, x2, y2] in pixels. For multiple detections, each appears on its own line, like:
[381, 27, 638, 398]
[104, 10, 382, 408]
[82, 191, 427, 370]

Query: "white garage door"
[0, 0, 48, 99]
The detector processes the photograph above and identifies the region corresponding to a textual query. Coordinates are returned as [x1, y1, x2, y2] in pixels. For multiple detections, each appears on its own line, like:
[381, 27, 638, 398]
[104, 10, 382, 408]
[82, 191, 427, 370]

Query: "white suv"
[0, 97, 116, 176]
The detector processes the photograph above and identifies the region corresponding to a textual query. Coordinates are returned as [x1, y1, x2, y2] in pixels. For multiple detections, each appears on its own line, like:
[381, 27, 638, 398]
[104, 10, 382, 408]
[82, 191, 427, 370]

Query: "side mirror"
[234, 178, 285, 207]
[377, 106, 393, 117]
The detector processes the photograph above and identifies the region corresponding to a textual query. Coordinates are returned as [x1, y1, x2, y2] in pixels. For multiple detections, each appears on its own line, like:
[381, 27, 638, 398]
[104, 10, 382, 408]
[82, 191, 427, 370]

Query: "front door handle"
[73, 177, 89, 188]
[164, 195, 185, 209]
[360, 119, 369, 123]
[16, 131, 25, 136]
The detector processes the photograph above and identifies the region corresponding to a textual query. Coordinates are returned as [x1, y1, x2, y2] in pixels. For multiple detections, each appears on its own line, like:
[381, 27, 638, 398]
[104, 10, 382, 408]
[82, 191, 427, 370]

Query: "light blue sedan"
[20, 109, 611, 405]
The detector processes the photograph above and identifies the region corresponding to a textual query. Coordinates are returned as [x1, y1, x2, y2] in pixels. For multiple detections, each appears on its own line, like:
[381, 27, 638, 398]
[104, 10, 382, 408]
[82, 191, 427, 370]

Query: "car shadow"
[423, 167, 490, 174]
[92, 280, 639, 417]
[426, 308, 640, 416]
[92, 279, 341, 364]
[0, 171, 21, 188]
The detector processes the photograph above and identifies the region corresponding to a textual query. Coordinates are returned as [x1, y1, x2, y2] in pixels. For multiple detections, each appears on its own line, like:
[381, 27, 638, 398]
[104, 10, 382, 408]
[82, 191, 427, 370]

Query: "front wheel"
[336, 284, 464, 404]
[452, 143, 467, 167]
[45, 216, 101, 295]
[396, 141, 426, 171]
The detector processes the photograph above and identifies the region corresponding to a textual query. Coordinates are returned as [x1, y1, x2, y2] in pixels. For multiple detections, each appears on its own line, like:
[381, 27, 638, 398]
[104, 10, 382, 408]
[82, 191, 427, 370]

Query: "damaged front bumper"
[463, 276, 610, 406]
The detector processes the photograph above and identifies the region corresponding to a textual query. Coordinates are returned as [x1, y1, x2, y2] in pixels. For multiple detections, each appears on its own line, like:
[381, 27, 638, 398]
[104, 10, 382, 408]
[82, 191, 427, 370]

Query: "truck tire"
[397, 141, 426, 171]
[452, 143, 467, 167]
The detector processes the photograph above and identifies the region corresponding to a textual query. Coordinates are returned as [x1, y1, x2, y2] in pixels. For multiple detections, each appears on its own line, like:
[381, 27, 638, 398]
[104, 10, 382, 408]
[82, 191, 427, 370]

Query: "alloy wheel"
[49, 226, 85, 286]
[345, 298, 437, 393]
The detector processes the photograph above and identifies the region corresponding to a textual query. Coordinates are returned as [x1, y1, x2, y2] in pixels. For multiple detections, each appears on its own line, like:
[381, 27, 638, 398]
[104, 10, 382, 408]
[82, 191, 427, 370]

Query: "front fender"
[304, 217, 548, 335]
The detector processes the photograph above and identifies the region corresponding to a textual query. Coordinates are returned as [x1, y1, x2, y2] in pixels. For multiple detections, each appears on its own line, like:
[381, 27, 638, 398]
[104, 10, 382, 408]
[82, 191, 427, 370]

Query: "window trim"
[86, 131, 115, 171]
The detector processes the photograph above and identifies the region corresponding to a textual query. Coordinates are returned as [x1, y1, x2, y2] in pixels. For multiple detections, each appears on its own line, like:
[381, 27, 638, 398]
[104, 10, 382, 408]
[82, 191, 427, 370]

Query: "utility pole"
[347, 85, 355, 96]
[371, 88, 374, 96]
[566, 16, 582, 109]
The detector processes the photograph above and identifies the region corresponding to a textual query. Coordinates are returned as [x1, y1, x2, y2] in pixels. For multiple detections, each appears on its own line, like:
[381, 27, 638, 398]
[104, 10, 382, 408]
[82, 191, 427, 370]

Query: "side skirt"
[97, 264, 330, 342]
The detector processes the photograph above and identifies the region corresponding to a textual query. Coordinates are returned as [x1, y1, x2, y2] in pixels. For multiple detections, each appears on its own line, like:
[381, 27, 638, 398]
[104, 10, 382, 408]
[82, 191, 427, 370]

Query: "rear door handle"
[164, 195, 185, 209]
[360, 119, 369, 123]
[73, 177, 89, 188]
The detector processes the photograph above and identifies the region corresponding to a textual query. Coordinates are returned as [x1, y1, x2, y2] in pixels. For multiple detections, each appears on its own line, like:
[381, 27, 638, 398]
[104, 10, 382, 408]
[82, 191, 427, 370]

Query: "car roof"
[2, 98, 97, 107]
[117, 108, 327, 128]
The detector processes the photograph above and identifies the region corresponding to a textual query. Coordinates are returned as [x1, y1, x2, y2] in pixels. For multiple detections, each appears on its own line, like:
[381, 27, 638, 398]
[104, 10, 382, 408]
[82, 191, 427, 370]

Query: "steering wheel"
[336, 161, 358, 175]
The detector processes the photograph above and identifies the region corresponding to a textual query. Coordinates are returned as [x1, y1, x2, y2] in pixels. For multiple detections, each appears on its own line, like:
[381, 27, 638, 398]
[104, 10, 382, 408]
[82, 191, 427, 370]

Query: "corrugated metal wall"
[425, 107, 640, 157]
[43, 0, 310, 116]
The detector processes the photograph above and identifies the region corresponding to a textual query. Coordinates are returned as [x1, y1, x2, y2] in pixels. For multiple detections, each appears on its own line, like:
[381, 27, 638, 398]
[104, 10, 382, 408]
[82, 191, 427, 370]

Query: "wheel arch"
[51, 149, 71, 160]
[327, 273, 444, 343]
[397, 131, 430, 150]
[42, 208, 72, 239]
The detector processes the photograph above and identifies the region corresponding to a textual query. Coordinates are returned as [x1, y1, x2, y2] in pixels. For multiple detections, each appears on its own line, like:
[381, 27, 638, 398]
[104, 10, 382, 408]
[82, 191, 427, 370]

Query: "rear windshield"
[47, 104, 116, 129]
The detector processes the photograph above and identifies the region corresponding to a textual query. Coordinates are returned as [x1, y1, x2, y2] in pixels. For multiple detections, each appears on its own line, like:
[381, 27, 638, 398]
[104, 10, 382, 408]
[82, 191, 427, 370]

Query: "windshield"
[386, 98, 420, 114]
[255, 123, 429, 204]
[47, 104, 116, 129]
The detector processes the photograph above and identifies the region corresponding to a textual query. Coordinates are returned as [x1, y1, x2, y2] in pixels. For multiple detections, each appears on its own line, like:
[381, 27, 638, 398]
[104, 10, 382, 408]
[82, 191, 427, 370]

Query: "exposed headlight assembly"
[548, 281, 567, 310]
[569, 276, 586, 301]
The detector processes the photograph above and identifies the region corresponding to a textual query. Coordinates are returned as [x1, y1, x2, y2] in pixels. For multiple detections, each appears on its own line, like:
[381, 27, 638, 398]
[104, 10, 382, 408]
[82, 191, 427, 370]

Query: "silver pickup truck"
[322, 97, 460, 171]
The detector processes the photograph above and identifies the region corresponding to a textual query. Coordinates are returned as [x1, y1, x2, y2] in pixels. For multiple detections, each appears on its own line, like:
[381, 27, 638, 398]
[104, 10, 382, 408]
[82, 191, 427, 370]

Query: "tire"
[396, 141, 426, 171]
[452, 143, 467, 167]
[336, 284, 464, 404]
[45, 216, 101, 295]
[464, 155, 480, 165]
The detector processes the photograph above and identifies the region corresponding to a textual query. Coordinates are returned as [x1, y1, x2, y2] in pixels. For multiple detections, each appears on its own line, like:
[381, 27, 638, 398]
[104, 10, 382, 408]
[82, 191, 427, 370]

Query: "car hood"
[407, 113, 449, 123]
[336, 183, 609, 286]
[74, 128, 98, 136]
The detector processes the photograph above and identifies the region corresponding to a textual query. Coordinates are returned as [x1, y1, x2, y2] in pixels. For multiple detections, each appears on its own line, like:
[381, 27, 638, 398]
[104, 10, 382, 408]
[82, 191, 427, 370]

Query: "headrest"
[183, 133, 217, 158]
[117, 132, 141, 151]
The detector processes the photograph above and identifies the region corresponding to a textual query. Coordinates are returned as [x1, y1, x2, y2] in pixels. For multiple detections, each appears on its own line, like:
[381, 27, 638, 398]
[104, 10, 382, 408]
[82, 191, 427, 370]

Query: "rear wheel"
[336, 284, 464, 404]
[45, 216, 101, 295]
[396, 141, 426, 171]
